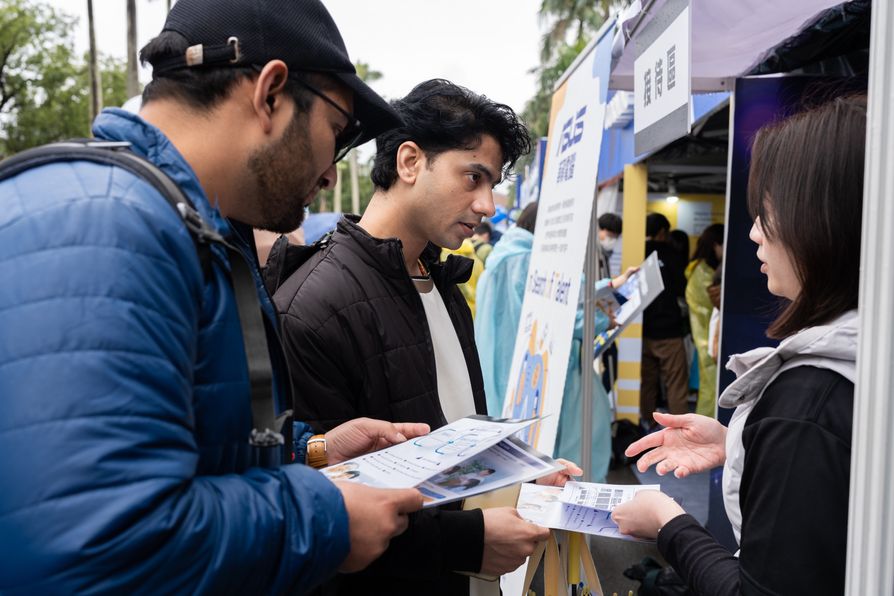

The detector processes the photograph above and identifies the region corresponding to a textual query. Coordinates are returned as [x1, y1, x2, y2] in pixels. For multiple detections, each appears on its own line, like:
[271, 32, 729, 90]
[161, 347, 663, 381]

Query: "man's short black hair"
[598, 213, 622, 235]
[371, 79, 531, 190]
[646, 212, 671, 238]
[139, 31, 326, 112]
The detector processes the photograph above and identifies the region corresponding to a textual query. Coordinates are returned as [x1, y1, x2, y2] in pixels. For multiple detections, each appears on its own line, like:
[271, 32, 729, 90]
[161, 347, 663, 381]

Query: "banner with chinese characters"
[500, 23, 614, 456]
[633, 0, 691, 155]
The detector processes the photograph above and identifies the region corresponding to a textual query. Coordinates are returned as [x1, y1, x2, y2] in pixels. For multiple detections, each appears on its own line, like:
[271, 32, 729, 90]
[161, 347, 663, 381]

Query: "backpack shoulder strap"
[0, 140, 286, 439]
[0, 141, 224, 267]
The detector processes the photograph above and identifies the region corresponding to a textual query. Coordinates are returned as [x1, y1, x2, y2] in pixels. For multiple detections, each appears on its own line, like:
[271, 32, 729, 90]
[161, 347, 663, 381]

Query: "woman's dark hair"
[747, 94, 866, 339]
[139, 31, 320, 112]
[371, 79, 531, 190]
[516, 202, 538, 233]
[691, 223, 724, 269]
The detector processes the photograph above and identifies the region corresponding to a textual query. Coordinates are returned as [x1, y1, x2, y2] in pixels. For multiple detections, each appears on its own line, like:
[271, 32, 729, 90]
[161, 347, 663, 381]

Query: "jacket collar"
[334, 215, 473, 285]
[718, 310, 858, 408]
[92, 108, 232, 240]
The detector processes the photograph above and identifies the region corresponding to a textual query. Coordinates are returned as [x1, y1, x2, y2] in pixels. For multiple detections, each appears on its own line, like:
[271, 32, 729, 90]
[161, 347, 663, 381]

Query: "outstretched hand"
[326, 418, 431, 465]
[626, 412, 727, 478]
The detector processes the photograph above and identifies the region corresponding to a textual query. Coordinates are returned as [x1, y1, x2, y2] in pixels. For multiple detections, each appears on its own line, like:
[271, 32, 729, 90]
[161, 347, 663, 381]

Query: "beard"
[247, 112, 318, 234]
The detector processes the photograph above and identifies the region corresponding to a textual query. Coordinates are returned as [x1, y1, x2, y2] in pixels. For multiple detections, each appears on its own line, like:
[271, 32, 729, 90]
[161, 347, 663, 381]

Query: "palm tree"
[539, 0, 615, 62]
[86, 0, 102, 122]
[125, 0, 139, 97]
[511, 0, 617, 190]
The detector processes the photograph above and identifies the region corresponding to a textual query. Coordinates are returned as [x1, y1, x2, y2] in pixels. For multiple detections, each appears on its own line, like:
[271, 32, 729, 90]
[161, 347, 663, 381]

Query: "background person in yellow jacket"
[442, 239, 485, 317]
[685, 223, 724, 417]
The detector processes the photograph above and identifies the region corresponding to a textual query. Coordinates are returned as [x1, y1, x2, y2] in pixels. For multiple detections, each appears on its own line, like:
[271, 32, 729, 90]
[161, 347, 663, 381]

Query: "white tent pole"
[846, 2, 894, 593]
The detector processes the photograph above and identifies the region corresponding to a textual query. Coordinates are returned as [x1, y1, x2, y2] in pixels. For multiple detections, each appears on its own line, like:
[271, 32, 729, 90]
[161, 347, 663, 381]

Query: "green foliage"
[522, 37, 592, 144]
[538, 0, 613, 63]
[514, 1, 617, 187]
[354, 60, 382, 84]
[0, 0, 129, 155]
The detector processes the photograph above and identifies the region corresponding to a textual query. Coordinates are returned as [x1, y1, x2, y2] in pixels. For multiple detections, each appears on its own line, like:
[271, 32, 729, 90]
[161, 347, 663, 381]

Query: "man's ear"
[395, 141, 424, 184]
[251, 60, 290, 134]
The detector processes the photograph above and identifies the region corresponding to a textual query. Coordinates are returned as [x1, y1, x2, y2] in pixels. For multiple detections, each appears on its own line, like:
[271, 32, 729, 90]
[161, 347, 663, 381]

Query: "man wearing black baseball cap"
[0, 0, 425, 594]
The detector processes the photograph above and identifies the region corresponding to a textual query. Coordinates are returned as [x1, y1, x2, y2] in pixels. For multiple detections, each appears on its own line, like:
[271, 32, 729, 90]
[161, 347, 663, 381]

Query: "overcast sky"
[47, 0, 546, 115]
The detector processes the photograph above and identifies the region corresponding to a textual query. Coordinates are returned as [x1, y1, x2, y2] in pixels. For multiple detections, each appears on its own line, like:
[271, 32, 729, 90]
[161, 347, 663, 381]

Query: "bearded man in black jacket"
[268, 79, 552, 596]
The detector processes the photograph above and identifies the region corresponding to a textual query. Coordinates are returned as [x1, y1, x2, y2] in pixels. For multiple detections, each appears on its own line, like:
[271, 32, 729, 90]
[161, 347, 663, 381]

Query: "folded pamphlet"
[516, 481, 661, 541]
[322, 415, 563, 507]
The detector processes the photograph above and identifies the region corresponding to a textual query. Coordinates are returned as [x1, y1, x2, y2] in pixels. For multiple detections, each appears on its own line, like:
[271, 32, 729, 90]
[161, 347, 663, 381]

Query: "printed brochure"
[516, 481, 661, 541]
[594, 251, 665, 357]
[322, 415, 563, 507]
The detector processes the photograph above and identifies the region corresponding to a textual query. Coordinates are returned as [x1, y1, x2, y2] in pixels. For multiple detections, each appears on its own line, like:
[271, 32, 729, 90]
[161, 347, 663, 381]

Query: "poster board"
[500, 24, 614, 456]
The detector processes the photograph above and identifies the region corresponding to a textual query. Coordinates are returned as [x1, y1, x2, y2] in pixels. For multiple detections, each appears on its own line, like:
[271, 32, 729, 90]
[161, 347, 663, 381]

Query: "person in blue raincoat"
[476, 202, 634, 481]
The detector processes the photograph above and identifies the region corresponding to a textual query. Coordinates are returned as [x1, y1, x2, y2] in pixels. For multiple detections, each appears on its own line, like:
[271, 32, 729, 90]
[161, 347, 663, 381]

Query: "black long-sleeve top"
[658, 366, 853, 595]
[643, 240, 688, 339]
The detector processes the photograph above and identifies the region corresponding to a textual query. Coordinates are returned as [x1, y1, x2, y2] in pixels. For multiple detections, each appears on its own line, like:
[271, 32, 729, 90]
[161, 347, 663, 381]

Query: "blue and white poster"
[502, 23, 615, 457]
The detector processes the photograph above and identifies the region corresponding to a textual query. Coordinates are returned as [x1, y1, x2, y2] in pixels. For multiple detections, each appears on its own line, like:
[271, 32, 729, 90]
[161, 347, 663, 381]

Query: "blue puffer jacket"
[0, 109, 348, 594]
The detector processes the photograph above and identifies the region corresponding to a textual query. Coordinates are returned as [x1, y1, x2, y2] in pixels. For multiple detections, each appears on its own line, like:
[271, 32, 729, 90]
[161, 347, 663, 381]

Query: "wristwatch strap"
[306, 435, 328, 469]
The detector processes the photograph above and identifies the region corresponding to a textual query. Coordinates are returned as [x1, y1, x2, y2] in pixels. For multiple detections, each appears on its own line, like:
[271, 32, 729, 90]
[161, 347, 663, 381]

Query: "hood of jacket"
[719, 309, 858, 409]
[93, 109, 231, 238]
[485, 226, 533, 270]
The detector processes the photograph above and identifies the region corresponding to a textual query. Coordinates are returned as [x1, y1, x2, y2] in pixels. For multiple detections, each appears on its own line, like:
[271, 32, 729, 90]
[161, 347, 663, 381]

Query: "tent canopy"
[597, 91, 728, 184]
[608, 0, 851, 91]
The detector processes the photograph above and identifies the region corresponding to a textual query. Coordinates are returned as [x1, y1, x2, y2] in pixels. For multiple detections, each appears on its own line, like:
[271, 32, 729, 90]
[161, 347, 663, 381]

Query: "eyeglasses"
[289, 75, 364, 163]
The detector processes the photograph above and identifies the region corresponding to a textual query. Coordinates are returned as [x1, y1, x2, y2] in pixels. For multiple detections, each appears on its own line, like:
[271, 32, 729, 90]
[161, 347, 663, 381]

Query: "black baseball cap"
[149, 0, 402, 146]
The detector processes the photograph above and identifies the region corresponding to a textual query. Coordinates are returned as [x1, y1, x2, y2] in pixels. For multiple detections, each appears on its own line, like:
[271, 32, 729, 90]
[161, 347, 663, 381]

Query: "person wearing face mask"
[597, 212, 623, 276]
[611, 94, 865, 596]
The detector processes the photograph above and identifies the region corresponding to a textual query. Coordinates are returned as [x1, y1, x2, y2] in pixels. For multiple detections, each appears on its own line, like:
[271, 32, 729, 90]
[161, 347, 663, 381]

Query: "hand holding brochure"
[322, 415, 563, 507]
[516, 481, 661, 541]
[594, 251, 665, 357]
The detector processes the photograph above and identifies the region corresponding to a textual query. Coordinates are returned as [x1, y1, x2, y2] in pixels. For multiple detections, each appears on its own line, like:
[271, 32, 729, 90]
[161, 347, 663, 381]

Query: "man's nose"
[475, 189, 496, 218]
[319, 162, 338, 191]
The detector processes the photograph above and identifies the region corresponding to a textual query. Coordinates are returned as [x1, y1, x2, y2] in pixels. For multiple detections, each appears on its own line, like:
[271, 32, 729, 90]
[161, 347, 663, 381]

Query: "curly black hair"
[371, 79, 531, 190]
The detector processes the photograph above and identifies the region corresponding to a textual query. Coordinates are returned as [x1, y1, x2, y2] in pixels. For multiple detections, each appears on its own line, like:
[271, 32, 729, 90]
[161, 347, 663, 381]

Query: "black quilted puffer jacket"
[265, 215, 488, 596]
